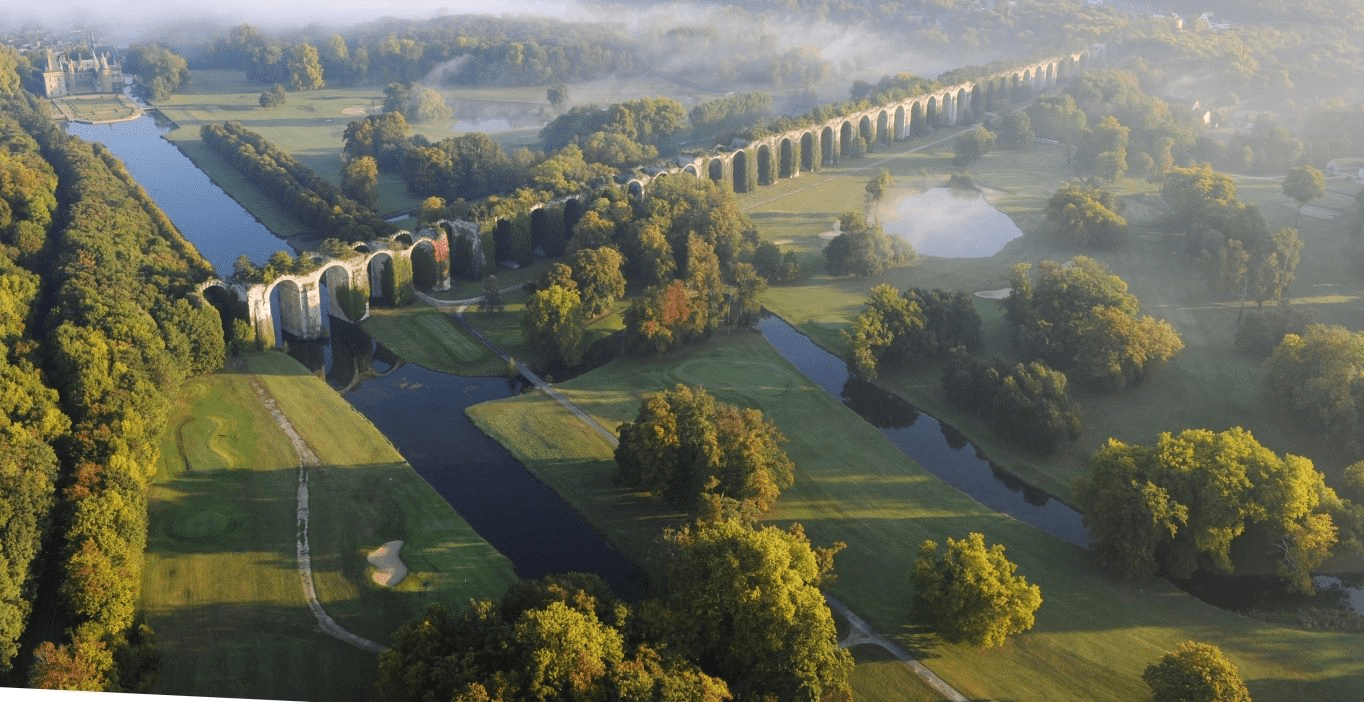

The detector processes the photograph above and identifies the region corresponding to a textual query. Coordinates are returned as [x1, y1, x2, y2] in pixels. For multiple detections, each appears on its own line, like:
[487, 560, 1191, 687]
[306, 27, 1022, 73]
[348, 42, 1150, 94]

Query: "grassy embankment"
[145, 352, 518, 700]
[467, 330, 1364, 702]
[152, 68, 740, 237]
[742, 136, 1364, 503]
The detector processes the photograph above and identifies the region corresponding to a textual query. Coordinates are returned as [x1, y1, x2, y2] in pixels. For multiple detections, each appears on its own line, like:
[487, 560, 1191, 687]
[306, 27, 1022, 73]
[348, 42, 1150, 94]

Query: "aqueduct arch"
[218, 50, 1095, 349]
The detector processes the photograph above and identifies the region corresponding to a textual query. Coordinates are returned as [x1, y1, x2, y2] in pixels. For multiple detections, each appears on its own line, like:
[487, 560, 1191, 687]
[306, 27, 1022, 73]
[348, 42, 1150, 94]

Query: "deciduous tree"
[569, 246, 626, 318]
[911, 532, 1042, 648]
[615, 385, 794, 521]
[521, 284, 586, 368]
[654, 519, 851, 702]
[1143, 641, 1251, 702]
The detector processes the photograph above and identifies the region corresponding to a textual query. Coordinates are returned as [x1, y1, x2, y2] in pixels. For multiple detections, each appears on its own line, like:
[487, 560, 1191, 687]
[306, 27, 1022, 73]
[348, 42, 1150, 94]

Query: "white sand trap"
[367, 540, 408, 587]
[1299, 204, 1337, 220]
[974, 287, 1013, 299]
[341, 106, 374, 116]
[773, 238, 793, 245]
[817, 230, 840, 240]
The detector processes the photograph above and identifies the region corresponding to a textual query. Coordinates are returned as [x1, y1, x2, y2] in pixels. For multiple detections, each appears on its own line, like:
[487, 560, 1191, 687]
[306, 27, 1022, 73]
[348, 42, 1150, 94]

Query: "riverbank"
[743, 137, 1364, 506]
[145, 353, 518, 700]
[466, 328, 1364, 701]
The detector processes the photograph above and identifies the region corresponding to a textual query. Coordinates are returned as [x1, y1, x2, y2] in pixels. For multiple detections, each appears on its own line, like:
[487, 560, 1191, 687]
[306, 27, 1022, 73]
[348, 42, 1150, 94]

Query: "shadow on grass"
[890, 624, 946, 661]
[148, 600, 384, 702]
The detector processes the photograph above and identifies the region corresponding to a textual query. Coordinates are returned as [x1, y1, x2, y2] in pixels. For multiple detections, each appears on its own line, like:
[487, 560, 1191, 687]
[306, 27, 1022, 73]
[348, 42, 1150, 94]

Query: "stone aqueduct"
[204, 49, 1099, 347]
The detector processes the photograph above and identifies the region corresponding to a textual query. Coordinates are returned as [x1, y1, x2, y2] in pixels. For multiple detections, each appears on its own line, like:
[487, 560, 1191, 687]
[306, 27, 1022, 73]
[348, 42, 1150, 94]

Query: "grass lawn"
[146, 352, 518, 701]
[466, 331, 1364, 701]
[746, 138, 1364, 503]
[56, 94, 139, 123]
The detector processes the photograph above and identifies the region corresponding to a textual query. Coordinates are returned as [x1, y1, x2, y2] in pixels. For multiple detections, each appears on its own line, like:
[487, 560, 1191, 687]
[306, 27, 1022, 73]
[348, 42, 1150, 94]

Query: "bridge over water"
[202, 48, 1100, 347]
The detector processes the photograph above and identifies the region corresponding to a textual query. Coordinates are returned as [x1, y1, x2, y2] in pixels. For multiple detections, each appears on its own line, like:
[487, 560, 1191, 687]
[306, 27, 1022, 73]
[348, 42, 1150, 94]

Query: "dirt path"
[248, 376, 387, 655]
[431, 294, 968, 700]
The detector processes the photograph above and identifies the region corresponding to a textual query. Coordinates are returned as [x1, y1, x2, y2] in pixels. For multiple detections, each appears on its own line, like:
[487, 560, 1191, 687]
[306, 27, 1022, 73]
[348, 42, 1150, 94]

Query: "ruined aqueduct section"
[204, 49, 1099, 347]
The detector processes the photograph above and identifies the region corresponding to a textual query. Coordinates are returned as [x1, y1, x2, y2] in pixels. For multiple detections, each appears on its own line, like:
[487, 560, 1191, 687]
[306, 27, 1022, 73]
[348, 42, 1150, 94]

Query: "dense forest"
[0, 51, 223, 690]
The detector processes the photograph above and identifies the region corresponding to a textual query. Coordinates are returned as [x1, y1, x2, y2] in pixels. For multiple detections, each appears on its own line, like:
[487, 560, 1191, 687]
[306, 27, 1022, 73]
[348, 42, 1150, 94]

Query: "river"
[71, 115, 1361, 617]
[66, 115, 293, 275]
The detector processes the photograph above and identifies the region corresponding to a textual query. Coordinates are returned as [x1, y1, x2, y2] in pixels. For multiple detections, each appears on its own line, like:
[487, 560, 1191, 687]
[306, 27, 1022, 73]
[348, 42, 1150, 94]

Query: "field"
[145, 352, 518, 700]
[467, 331, 1364, 701]
[741, 136, 1364, 503]
[152, 68, 752, 238]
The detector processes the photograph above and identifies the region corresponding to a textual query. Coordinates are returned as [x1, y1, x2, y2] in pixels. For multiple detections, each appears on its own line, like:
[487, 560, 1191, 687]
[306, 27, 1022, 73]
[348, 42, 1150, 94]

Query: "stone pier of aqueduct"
[204, 49, 1099, 346]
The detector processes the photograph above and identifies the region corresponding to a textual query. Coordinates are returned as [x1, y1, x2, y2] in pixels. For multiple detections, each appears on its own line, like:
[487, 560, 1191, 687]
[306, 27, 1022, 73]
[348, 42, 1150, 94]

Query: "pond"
[882, 187, 1022, 258]
[66, 115, 291, 275]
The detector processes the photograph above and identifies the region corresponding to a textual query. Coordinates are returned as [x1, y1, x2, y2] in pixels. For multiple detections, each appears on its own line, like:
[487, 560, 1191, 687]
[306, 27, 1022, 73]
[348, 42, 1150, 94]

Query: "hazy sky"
[9, 0, 589, 39]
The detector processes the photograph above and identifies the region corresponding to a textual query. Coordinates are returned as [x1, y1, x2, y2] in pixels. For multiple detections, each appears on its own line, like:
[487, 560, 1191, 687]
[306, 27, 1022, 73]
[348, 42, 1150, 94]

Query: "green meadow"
[146, 352, 518, 700]
[742, 137, 1364, 503]
[467, 331, 1364, 701]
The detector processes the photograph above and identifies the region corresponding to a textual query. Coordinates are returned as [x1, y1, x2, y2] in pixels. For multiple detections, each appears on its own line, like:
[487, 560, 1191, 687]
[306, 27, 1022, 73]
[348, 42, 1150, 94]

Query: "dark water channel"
[286, 320, 644, 600]
[755, 315, 1090, 547]
[67, 115, 290, 274]
[756, 314, 1364, 617]
[67, 116, 1359, 618]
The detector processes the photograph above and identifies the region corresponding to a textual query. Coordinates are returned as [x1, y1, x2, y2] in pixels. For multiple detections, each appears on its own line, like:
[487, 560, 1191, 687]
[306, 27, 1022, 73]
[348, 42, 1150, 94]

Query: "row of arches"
[686, 51, 1089, 194]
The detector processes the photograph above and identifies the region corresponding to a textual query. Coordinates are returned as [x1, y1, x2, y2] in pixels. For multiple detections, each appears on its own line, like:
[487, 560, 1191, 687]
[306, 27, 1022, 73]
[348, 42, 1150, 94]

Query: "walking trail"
[417, 288, 968, 701]
[248, 375, 387, 655]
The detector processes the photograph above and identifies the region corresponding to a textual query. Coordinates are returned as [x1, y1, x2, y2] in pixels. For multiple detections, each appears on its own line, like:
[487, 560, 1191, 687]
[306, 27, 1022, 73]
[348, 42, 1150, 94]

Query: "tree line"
[202, 121, 388, 242]
[197, 17, 637, 89]
[514, 176, 769, 370]
[0, 77, 223, 691]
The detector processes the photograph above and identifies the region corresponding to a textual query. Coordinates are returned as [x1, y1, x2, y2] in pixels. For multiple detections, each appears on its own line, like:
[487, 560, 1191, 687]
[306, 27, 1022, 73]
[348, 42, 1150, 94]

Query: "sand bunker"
[367, 540, 408, 587]
[773, 238, 793, 245]
[341, 106, 374, 116]
[1299, 204, 1337, 220]
[974, 287, 1013, 299]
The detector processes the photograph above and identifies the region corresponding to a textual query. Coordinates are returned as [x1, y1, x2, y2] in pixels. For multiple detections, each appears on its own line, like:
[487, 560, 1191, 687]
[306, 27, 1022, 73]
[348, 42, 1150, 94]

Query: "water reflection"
[66, 115, 289, 274]
[287, 316, 645, 600]
[882, 187, 1022, 258]
[756, 315, 1089, 547]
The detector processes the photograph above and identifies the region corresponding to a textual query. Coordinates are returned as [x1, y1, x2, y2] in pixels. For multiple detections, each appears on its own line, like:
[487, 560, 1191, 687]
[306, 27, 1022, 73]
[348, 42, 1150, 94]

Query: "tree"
[1143, 641, 1251, 702]
[343, 112, 410, 171]
[568, 246, 626, 318]
[824, 211, 914, 277]
[1044, 183, 1128, 248]
[865, 169, 893, 221]
[1265, 324, 1364, 454]
[953, 126, 996, 166]
[287, 43, 325, 91]
[383, 81, 452, 124]
[1077, 116, 1130, 181]
[727, 262, 766, 328]
[124, 43, 190, 102]
[911, 532, 1042, 648]
[546, 82, 568, 110]
[1250, 226, 1302, 306]
[341, 156, 378, 208]
[615, 385, 794, 521]
[258, 83, 286, 108]
[478, 276, 504, 312]
[942, 353, 1081, 454]
[521, 284, 586, 368]
[379, 574, 730, 702]
[654, 519, 852, 702]
[1005, 257, 1182, 388]
[1282, 165, 1324, 226]
[999, 111, 1034, 149]
[1075, 428, 1340, 588]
